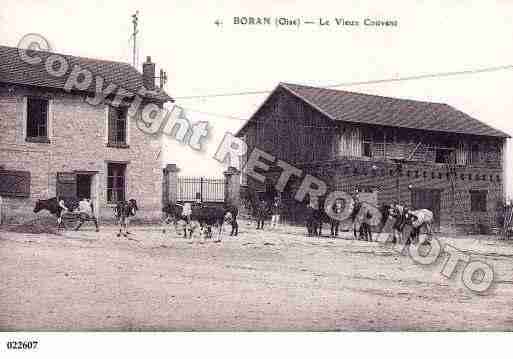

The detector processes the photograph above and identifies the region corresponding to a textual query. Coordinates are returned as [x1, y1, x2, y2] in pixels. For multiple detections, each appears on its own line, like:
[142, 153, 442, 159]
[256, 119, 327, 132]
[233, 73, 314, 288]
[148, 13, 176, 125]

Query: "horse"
[380, 204, 433, 245]
[33, 197, 79, 229]
[383, 204, 409, 243]
[350, 201, 377, 241]
[405, 209, 434, 245]
[113, 199, 138, 237]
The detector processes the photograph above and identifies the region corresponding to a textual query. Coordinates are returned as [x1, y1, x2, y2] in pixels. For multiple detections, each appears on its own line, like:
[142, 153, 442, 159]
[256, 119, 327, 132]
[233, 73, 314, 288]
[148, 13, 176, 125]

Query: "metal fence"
[177, 176, 225, 202]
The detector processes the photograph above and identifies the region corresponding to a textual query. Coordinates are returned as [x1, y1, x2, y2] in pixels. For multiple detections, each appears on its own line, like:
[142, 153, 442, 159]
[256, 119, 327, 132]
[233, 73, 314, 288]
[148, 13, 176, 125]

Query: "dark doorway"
[411, 188, 441, 231]
[76, 174, 93, 200]
[56, 172, 77, 198]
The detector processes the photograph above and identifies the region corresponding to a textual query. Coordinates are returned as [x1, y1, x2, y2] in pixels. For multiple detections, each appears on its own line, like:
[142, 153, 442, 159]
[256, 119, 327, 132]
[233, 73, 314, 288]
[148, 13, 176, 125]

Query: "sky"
[2, 0, 513, 196]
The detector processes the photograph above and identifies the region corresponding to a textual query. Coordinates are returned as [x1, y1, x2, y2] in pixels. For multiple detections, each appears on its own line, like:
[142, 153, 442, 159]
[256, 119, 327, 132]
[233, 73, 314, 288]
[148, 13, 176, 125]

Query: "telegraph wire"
[174, 64, 513, 100]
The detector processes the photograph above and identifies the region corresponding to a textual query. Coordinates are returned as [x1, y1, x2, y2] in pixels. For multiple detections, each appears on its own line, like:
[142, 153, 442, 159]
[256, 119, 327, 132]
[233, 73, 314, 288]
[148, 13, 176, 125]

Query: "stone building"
[0, 45, 173, 222]
[236, 83, 509, 233]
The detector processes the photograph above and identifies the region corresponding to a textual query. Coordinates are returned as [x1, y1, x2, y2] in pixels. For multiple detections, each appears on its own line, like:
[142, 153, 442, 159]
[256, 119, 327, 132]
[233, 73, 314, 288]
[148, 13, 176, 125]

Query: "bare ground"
[1, 222, 513, 331]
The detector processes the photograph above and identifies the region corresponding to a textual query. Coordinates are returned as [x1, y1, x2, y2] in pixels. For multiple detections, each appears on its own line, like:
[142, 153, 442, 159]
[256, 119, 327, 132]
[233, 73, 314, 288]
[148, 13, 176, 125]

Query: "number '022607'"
[6, 340, 38, 350]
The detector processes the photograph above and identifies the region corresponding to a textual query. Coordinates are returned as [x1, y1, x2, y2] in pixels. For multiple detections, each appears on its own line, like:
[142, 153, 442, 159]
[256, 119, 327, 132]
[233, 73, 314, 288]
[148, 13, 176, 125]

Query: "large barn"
[0, 45, 173, 223]
[236, 82, 509, 233]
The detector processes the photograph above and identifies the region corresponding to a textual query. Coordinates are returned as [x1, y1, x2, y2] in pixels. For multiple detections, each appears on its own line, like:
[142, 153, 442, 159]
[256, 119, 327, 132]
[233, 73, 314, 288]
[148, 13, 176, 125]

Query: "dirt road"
[1, 224, 512, 331]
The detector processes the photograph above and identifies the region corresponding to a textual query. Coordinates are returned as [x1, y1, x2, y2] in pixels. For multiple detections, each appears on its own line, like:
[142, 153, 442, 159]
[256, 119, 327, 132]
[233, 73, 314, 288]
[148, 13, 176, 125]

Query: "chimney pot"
[142, 56, 155, 90]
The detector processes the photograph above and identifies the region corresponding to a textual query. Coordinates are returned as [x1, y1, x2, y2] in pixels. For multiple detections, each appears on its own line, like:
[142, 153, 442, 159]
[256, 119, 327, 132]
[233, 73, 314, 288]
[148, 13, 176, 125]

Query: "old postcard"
[0, 0, 512, 356]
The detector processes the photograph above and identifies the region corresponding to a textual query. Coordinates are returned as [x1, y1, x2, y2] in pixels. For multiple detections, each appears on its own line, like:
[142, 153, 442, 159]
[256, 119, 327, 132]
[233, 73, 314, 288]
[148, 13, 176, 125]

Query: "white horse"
[405, 209, 434, 245]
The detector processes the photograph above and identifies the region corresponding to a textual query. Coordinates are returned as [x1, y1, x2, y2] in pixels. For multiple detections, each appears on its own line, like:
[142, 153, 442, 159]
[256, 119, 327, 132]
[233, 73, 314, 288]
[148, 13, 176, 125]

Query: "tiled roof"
[0, 45, 172, 103]
[280, 83, 508, 138]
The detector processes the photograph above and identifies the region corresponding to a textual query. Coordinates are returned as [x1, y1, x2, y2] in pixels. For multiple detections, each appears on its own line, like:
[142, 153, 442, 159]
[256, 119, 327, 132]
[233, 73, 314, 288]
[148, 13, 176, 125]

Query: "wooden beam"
[407, 142, 423, 160]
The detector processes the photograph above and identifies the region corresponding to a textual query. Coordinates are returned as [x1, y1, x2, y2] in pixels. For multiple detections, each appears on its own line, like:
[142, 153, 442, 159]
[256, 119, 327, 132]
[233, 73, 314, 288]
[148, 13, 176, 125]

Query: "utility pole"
[131, 11, 139, 68]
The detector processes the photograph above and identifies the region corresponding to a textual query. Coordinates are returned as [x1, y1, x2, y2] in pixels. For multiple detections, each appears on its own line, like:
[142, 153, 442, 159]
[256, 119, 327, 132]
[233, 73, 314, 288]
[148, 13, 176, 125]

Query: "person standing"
[57, 198, 69, 228]
[182, 202, 192, 224]
[330, 199, 343, 237]
[270, 197, 282, 229]
[256, 199, 267, 230]
[74, 198, 99, 232]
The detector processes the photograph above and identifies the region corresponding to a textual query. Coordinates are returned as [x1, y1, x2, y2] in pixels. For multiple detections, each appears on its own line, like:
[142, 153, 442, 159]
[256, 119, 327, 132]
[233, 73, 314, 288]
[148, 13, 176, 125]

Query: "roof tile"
[0, 45, 172, 103]
[281, 82, 508, 138]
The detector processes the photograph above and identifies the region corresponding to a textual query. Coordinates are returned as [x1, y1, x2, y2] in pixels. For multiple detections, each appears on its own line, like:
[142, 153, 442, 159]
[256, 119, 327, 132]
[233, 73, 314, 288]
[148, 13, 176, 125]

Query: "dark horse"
[33, 197, 79, 229]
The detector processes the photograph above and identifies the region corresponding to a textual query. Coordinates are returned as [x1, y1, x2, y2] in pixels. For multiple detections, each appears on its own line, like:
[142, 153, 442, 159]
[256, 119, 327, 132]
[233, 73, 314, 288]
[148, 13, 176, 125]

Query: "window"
[0, 169, 31, 197]
[107, 163, 126, 203]
[471, 143, 480, 164]
[435, 148, 453, 164]
[108, 106, 128, 147]
[470, 190, 487, 212]
[363, 142, 372, 157]
[26, 98, 49, 142]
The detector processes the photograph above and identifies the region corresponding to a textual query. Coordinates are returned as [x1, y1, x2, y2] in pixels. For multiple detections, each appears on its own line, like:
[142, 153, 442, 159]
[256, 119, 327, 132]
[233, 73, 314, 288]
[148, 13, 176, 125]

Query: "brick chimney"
[142, 56, 155, 90]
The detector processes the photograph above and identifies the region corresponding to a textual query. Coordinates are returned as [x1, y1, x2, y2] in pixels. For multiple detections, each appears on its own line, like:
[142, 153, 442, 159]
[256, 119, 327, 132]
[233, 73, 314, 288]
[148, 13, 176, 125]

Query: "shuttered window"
[107, 106, 128, 147]
[0, 170, 31, 197]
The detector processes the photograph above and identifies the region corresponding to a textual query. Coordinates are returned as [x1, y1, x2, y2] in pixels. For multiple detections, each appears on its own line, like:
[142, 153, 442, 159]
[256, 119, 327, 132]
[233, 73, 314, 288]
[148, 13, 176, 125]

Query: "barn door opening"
[411, 188, 441, 231]
[76, 174, 92, 200]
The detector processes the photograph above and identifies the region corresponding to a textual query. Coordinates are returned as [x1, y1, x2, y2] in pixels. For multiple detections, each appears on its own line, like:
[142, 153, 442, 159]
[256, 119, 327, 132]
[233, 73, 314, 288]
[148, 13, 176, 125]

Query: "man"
[182, 202, 192, 224]
[390, 202, 407, 243]
[256, 199, 267, 230]
[74, 198, 99, 232]
[270, 197, 282, 229]
[56, 198, 69, 228]
[330, 199, 343, 237]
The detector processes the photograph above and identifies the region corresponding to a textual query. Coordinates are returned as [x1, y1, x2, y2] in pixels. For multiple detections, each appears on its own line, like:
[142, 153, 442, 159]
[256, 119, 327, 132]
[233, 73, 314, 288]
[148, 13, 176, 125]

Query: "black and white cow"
[162, 203, 238, 239]
[33, 197, 79, 229]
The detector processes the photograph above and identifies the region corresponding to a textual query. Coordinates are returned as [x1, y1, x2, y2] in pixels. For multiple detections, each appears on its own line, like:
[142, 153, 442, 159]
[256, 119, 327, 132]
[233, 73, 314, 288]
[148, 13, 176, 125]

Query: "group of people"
[254, 196, 283, 230]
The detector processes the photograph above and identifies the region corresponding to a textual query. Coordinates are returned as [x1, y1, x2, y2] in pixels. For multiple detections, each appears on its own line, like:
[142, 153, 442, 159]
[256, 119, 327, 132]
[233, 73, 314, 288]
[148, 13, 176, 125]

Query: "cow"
[33, 197, 79, 229]
[162, 203, 238, 239]
[113, 199, 138, 237]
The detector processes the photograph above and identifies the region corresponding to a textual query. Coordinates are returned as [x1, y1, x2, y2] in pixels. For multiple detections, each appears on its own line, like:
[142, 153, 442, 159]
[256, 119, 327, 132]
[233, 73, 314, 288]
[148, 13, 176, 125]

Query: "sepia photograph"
[0, 0, 512, 356]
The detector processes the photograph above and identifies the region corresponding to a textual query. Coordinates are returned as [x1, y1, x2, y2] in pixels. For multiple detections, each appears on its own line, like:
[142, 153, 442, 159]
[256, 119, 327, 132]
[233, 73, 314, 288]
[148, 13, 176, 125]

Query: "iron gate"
[177, 176, 225, 202]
